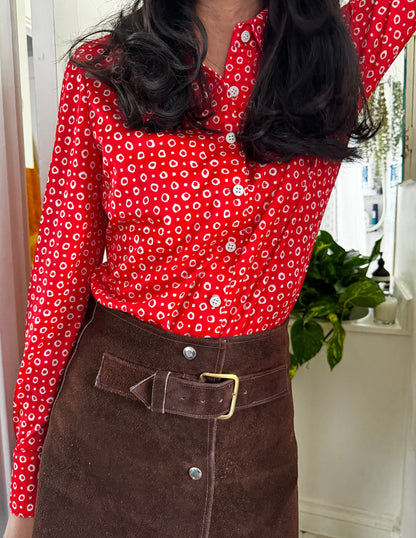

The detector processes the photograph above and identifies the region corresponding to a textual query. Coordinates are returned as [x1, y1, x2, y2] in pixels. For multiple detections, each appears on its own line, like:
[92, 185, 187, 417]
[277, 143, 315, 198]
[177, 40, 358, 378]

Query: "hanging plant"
[392, 80, 404, 163]
[362, 77, 404, 185]
[364, 83, 389, 186]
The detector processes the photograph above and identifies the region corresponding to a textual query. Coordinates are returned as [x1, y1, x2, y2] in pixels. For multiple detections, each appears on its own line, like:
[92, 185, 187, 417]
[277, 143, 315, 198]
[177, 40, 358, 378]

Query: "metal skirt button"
[188, 467, 203, 481]
[182, 346, 197, 360]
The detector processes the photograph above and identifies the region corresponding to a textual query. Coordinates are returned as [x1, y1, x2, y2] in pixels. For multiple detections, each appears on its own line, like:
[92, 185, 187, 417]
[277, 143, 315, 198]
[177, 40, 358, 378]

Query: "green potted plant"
[289, 231, 386, 378]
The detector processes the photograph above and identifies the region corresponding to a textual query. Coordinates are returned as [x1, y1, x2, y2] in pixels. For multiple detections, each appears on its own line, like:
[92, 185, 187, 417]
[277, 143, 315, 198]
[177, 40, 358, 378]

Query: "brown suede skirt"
[32, 296, 298, 538]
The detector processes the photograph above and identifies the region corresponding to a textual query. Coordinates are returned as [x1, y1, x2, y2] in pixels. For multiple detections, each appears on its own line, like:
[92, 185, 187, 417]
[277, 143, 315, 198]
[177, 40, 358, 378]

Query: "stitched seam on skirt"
[201, 420, 211, 537]
[162, 371, 171, 413]
[96, 301, 289, 346]
[199, 346, 226, 535]
[224, 319, 289, 347]
[214, 340, 226, 375]
[47, 299, 98, 420]
[201, 420, 217, 538]
[96, 304, 222, 348]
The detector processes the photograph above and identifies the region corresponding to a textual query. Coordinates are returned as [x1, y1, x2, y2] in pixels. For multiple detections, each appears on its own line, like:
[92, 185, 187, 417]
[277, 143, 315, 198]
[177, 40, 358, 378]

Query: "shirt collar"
[236, 7, 269, 49]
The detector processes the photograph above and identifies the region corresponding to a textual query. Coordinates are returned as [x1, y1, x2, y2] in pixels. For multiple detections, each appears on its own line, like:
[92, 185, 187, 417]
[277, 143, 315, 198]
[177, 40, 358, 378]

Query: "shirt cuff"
[9, 448, 40, 517]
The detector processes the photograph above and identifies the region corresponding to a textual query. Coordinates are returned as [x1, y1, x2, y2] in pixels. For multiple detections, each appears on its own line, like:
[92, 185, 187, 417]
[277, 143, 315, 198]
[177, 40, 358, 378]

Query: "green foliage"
[290, 231, 386, 377]
[392, 80, 404, 163]
[362, 78, 404, 187]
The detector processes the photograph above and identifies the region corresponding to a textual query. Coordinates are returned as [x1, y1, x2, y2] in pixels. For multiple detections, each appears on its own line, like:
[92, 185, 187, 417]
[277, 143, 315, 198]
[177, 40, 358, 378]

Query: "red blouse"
[10, 1, 416, 517]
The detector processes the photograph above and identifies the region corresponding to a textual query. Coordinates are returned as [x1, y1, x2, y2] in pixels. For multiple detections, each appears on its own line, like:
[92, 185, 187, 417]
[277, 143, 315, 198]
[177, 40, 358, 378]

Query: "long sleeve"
[342, 0, 416, 98]
[10, 59, 107, 517]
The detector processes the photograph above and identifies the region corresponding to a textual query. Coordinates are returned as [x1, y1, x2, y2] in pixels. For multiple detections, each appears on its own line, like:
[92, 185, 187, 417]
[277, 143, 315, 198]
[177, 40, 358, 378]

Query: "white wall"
[54, 0, 129, 87]
[294, 329, 412, 537]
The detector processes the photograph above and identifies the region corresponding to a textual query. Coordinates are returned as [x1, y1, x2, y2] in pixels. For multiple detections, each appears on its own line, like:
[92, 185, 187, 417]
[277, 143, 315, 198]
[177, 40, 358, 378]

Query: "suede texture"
[95, 351, 290, 418]
[32, 297, 298, 537]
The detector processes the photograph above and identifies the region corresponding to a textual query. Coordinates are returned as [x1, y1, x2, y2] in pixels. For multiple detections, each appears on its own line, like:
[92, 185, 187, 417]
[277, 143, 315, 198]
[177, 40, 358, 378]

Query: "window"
[321, 42, 412, 279]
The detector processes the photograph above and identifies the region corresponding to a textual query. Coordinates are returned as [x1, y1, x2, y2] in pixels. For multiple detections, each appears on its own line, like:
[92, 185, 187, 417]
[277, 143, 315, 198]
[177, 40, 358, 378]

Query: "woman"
[5, 0, 416, 536]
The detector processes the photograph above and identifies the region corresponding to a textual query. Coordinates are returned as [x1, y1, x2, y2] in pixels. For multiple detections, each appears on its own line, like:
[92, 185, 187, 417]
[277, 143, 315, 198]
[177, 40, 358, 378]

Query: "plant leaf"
[303, 297, 338, 323]
[334, 282, 348, 294]
[289, 354, 298, 379]
[291, 319, 324, 364]
[305, 263, 321, 280]
[296, 287, 320, 309]
[339, 279, 386, 313]
[369, 237, 383, 265]
[319, 256, 337, 284]
[326, 314, 346, 370]
[319, 230, 345, 257]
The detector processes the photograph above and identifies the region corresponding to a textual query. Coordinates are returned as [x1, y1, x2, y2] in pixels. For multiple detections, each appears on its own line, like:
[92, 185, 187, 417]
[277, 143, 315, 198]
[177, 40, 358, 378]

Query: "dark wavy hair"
[66, 0, 380, 163]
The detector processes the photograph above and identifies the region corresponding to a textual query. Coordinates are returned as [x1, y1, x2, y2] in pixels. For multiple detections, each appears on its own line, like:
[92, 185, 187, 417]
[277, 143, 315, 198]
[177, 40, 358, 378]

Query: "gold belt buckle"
[199, 372, 240, 420]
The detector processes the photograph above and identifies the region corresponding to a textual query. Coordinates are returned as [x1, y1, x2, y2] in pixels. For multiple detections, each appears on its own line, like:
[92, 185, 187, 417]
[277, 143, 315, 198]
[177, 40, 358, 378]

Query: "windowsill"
[347, 276, 414, 336]
[289, 277, 413, 337]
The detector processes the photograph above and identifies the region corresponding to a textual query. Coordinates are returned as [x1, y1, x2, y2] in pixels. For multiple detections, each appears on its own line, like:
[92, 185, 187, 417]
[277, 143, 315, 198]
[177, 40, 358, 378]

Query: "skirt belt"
[94, 349, 290, 420]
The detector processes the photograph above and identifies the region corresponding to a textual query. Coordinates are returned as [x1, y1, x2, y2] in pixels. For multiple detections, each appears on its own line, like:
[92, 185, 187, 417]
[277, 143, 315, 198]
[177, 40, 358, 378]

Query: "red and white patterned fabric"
[10, 1, 416, 517]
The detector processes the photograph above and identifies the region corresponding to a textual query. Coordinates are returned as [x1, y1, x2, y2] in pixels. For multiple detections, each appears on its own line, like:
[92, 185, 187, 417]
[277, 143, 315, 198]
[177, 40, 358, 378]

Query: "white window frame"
[404, 35, 416, 181]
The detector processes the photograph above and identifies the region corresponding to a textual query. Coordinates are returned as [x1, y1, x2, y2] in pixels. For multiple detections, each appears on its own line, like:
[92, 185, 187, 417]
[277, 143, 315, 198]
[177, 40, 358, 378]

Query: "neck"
[195, 0, 264, 30]
[195, 0, 264, 77]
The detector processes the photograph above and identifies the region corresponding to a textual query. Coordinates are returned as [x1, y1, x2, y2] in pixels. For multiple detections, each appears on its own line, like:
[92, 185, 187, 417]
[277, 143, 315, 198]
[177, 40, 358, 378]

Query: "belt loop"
[150, 371, 172, 414]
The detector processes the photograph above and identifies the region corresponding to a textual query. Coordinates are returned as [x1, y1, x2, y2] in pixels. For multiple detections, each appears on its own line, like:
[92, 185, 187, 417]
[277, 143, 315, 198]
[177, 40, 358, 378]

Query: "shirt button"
[183, 346, 197, 360]
[232, 184, 245, 197]
[189, 467, 203, 481]
[226, 132, 237, 144]
[241, 30, 251, 43]
[228, 85, 239, 98]
[225, 241, 237, 253]
[209, 295, 222, 308]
